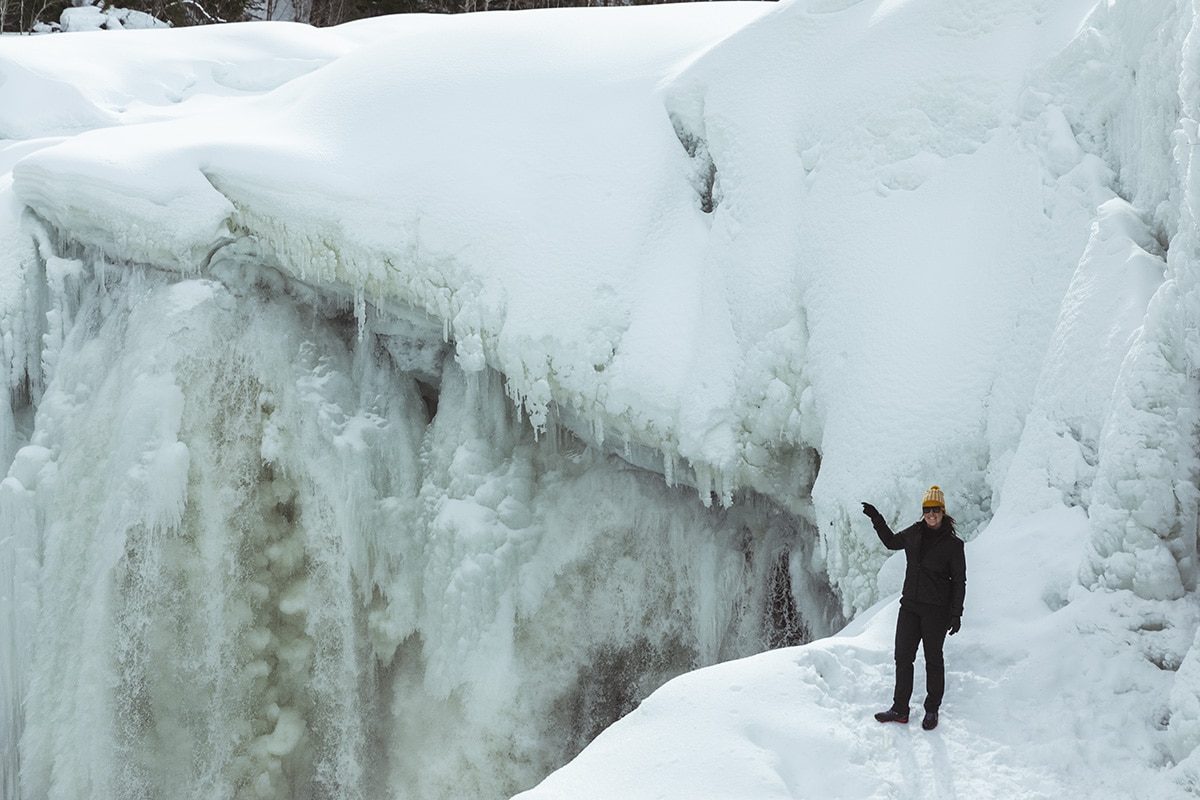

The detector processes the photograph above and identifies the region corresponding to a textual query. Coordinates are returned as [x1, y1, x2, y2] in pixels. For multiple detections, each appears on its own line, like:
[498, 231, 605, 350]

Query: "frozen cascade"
[0, 233, 841, 800]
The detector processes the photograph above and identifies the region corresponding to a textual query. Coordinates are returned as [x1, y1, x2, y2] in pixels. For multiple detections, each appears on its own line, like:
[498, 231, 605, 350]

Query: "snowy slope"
[3, 0, 1200, 798]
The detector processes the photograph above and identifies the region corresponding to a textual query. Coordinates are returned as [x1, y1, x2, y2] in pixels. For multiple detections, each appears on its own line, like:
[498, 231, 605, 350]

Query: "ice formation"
[3, 0, 1200, 797]
[0, 6, 840, 799]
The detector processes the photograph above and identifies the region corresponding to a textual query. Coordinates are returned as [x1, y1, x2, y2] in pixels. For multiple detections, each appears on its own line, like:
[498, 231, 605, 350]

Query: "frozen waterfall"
[1, 228, 840, 799]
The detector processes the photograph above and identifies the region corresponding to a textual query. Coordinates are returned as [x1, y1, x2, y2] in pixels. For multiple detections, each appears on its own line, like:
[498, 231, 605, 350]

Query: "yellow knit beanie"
[922, 485, 946, 510]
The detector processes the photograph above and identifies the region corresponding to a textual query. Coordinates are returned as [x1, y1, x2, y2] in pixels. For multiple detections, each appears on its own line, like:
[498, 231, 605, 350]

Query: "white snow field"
[3, 0, 1200, 798]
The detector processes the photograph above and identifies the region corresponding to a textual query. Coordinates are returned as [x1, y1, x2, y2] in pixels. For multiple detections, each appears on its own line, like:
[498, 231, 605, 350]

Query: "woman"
[861, 485, 966, 731]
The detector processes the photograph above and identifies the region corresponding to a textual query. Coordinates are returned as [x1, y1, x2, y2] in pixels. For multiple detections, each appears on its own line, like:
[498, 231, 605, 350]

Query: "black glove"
[948, 616, 961, 635]
[861, 502, 882, 521]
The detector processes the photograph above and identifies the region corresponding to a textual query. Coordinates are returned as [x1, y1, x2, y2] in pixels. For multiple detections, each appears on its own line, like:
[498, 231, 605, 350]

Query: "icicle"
[465, 368, 480, 414]
[540, 412, 555, 453]
[663, 452, 675, 487]
[504, 376, 525, 425]
[354, 287, 366, 343]
[718, 472, 733, 508]
[695, 465, 712, 508]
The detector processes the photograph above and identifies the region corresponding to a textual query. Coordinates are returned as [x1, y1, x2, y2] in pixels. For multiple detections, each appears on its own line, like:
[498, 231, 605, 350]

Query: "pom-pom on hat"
[922, 485, 945, 510]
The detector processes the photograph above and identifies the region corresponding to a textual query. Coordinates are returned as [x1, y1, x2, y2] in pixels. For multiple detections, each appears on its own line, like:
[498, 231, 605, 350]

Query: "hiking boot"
[874, 707, 909, 724]
[921, 711, 938, 730]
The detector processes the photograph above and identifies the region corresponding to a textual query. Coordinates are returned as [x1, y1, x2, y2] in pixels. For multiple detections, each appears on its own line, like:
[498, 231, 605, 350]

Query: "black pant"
[893, 603, 950, 714]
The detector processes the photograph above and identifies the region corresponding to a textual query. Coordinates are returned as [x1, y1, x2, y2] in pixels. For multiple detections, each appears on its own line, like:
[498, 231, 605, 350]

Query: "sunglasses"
[922, 507, 944, 514]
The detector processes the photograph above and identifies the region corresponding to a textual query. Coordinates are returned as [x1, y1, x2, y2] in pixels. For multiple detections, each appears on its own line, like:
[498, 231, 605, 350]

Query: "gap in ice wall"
[1, 231, 842, 800]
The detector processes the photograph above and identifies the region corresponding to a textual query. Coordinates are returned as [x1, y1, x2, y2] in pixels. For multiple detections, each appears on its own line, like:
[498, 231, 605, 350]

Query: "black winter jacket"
[872, 518, 966, 617]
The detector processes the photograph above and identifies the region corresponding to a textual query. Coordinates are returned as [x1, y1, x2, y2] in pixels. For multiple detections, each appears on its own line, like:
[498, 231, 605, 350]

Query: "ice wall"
[981, 0, 1200, 777]
[1036, 0, 1200, 605]
[0, 227, 839, 799]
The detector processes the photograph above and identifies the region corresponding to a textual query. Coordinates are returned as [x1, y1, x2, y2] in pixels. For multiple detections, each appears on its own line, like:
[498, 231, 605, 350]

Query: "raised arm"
[861, 502, 902, 550]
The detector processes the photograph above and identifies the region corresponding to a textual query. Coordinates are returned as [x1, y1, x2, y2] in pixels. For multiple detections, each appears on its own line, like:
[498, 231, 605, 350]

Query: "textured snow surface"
[3, 0, 1200, 798]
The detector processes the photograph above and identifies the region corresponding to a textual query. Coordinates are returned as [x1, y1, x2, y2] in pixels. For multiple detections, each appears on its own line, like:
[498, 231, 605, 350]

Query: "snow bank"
[0, 18, 417, 139]
[56, 5, 169, 32]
